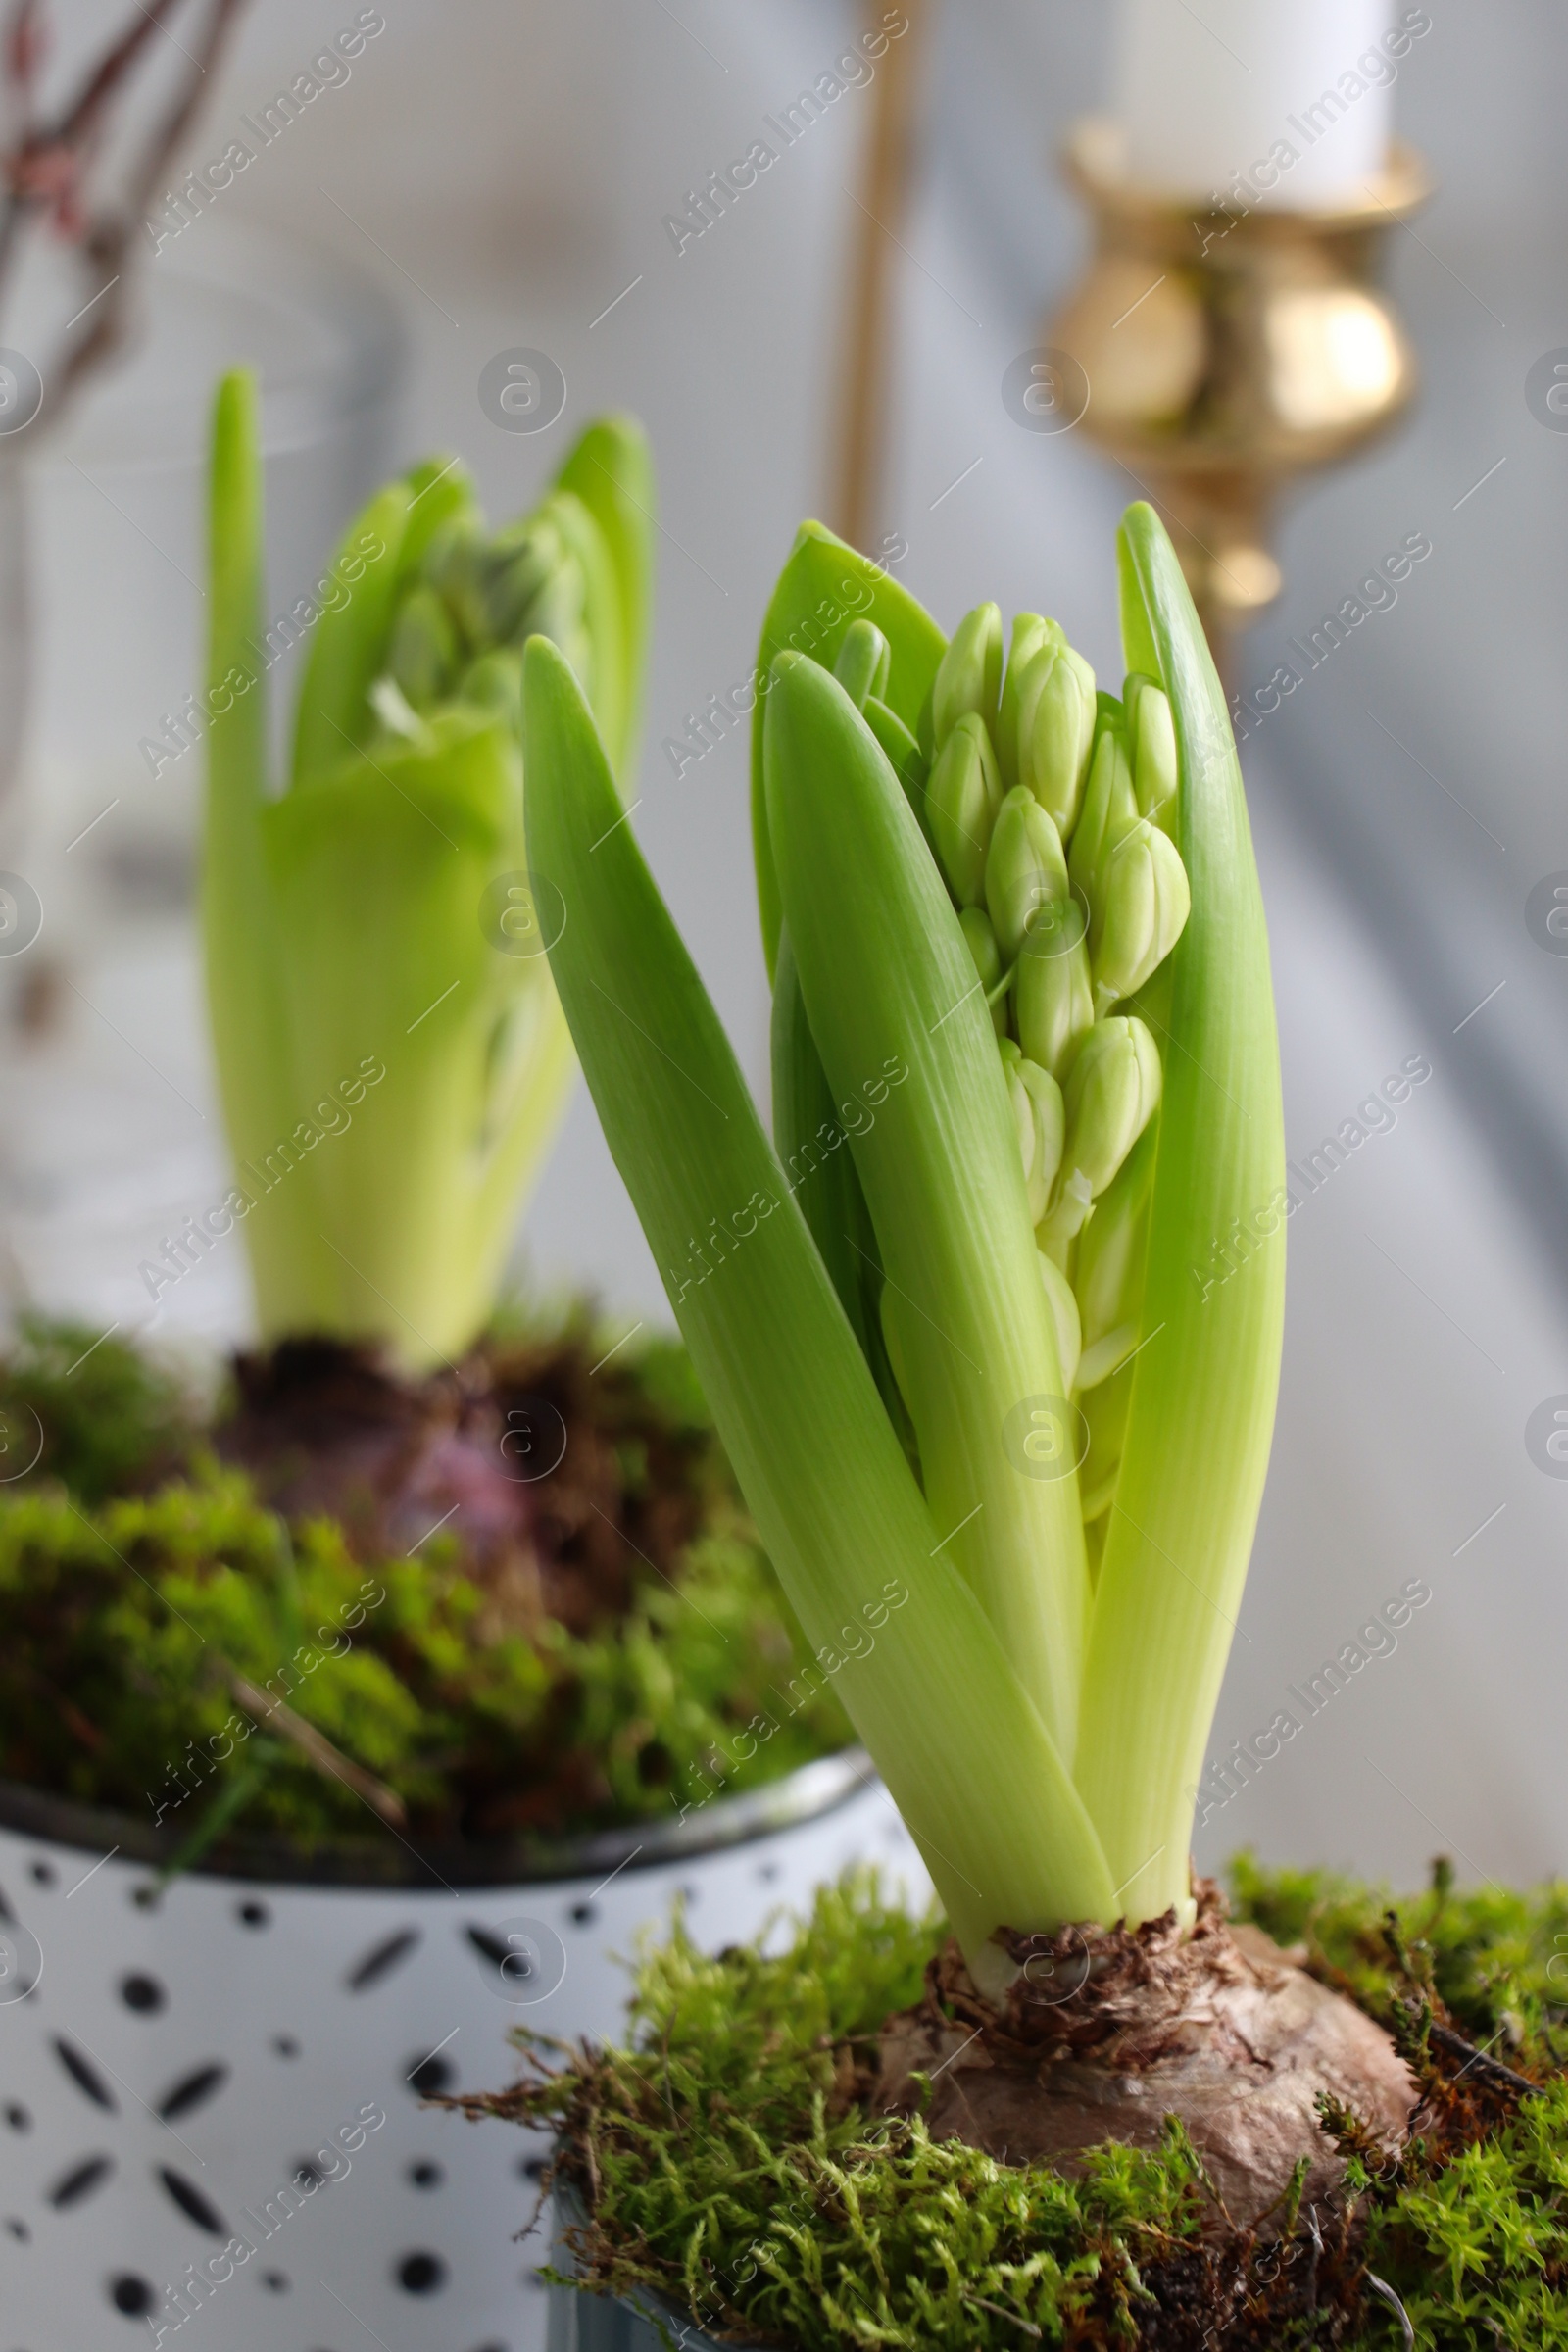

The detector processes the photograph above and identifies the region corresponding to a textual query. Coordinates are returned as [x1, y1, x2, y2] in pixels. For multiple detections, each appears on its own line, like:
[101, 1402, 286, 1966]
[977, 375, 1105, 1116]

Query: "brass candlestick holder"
[1049, 119, 1432, 677]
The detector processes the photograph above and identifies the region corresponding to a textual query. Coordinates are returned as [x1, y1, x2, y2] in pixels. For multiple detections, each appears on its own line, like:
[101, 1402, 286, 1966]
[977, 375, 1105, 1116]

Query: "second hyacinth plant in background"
[202, 370, 652, 1362]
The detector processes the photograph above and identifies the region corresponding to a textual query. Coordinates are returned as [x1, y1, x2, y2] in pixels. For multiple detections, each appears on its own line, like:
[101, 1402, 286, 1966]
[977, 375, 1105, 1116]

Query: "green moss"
[0, 1319, 849, 1847]
[0, 1314, 199, 1503]
[490, 1865, 1568, 2349]
[0, 1470, 847, 1842]
[1355, 2082, 1568, 2348]
[1230, 1847, 1568, 2057]
[1231, 1852, 1568, 2348]
[504, 1880, 1217, 2348]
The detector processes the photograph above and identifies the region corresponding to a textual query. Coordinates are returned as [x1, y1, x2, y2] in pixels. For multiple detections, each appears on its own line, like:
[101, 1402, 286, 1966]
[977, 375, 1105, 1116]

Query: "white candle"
[1114, 0, 1418, 209]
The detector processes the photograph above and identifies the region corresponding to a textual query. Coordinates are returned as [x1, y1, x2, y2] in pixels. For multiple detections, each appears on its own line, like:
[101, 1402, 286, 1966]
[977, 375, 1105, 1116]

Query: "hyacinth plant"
[203, 371, 652, 1364]
[520, 506, 1284, 1979]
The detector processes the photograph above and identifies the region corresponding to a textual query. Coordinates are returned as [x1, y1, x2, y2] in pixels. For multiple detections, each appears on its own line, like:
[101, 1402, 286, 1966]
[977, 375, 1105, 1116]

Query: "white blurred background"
[3, 0, 1565, 1894]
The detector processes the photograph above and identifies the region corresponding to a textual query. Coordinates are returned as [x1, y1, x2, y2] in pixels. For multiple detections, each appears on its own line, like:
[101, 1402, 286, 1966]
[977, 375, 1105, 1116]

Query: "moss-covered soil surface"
[0, 1315, 846, 1855]
[471, 1864, 1568, 2349]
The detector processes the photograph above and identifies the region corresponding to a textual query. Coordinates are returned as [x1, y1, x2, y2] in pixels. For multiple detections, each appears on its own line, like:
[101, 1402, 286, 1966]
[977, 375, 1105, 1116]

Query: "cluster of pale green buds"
[829, 604, 1190, 1527]
[375, 506, 592, 745]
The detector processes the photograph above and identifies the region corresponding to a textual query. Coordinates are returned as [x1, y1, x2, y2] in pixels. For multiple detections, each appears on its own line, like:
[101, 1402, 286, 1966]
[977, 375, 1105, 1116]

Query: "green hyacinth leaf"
[750, 522, 948, 980]
[762, 650, 1092, 1757]
[253, 710, 564, 1359]
[771, 936, 916, 1466]
[1074, 505, 1287, 1929]
[204, 372, 314, 1328]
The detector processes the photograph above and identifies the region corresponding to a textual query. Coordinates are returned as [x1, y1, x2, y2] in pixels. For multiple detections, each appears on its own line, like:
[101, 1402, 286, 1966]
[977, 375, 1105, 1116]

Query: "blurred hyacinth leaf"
[205, 370, 307, 1327]
[557, 414, 658, 778]
[289, 480, 424, 780]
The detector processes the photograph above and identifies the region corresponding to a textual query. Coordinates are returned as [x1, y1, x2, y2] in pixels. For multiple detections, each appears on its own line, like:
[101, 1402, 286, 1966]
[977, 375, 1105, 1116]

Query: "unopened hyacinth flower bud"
[835, 622, 931, 842]
[1038, 1015, 1161, 1263]
[1000, 1039, 1065, 1225]
[1068, 718, 1139, 952]
[1019, 1056, 1066, 1225]
[835, 617, 892, 709]
[1017, 641, 1097, 838]
[1092, 820, 1192, 1016]
[927, 710, 1002, 906]
[930, 601, 1003, 750]
[985, 786, 1069, 962]
[517, 566, 592, 690]
[421, 518, 489, 642]
[1014, 904, 1095, 1082]
[460, 647, 524, 737]
[1037, 1170, 1094, 1270]
[1061, 1016, 1162, 1196]
[1073, 1124, 1156, 1393]
[478, 520, 561, 640]
[392, 508, 595, 713]
[388, 584, 459, 710]
[1125, 672, 1179, 836]
[997, 612, 1056, 789]
[959, 906, 1007, 1037]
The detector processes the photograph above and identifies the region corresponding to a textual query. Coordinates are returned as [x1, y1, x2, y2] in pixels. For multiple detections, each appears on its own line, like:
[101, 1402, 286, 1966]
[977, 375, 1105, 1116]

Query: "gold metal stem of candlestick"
[1048, 120, 1432, 679]
[830, 0, 932, 553]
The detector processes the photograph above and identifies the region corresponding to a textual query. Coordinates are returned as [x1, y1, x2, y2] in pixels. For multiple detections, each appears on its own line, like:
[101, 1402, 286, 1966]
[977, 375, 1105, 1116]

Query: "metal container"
[545, 2187, 764, 2352]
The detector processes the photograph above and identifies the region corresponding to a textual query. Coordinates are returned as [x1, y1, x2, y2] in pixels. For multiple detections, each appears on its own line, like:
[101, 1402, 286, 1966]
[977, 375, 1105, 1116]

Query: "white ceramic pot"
[0, 1754, 930, 2352]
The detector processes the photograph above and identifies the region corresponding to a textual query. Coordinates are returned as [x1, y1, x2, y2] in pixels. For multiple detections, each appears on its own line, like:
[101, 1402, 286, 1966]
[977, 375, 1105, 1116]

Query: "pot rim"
[0, 1746, 876, 1890]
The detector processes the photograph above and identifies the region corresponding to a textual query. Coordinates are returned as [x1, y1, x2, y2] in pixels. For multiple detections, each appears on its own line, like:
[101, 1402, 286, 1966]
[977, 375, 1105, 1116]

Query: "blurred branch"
[0, 0, 251, 444]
